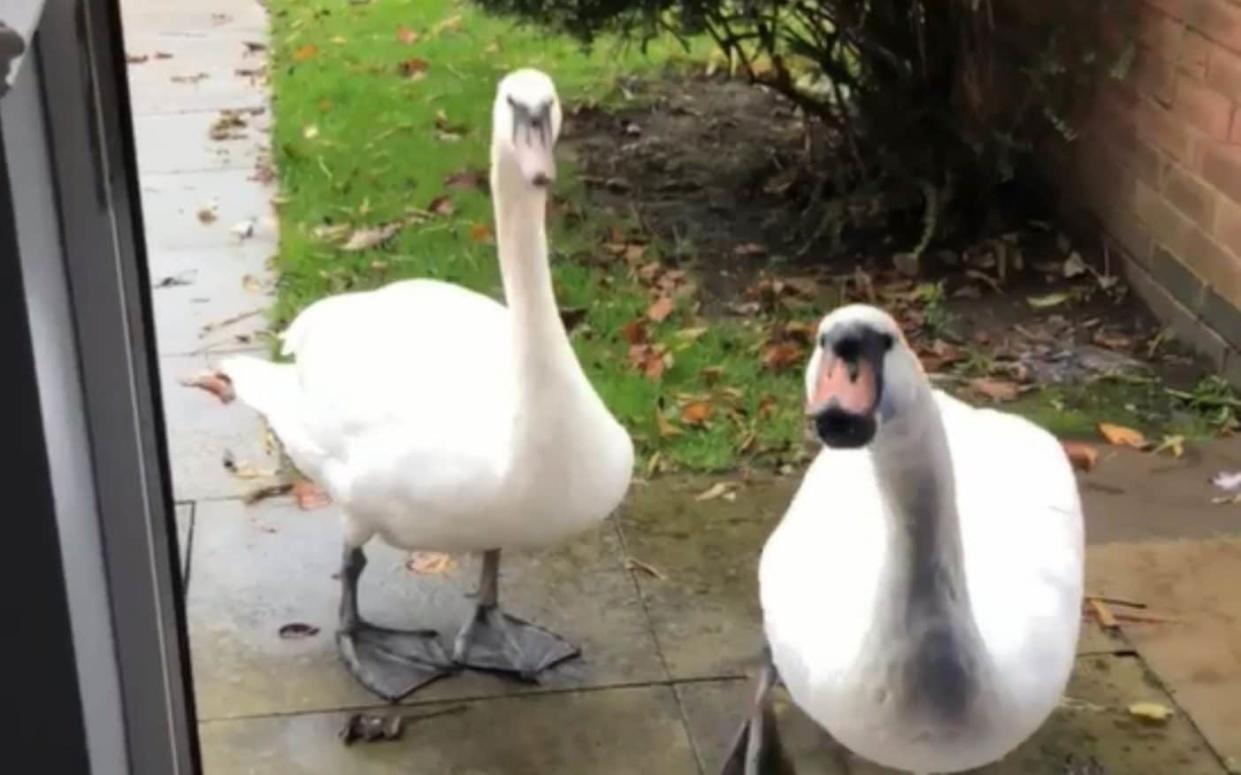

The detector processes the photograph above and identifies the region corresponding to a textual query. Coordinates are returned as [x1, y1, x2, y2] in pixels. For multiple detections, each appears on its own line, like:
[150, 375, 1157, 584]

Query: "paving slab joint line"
[195, 675, 752, 725]
[1126, 650, 1236, 773]
[610, 512, 709, 775]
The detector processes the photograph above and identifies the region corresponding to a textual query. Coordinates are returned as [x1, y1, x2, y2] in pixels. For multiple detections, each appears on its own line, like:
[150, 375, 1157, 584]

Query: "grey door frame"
[1, 0, 200, 772]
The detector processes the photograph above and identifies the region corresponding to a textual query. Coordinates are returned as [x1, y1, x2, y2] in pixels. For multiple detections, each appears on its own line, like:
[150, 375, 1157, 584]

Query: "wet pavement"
[125, 0, 1241, 772]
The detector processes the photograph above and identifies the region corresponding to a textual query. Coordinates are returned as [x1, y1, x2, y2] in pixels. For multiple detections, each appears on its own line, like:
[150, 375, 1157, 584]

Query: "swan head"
[804, 304, 925, 449]
[492, 68, 563, 189]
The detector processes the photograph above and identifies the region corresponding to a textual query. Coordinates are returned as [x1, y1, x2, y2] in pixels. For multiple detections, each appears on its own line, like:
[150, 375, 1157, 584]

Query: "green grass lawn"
[265, 0, 1235, 474]
[266, 0, 806, 473]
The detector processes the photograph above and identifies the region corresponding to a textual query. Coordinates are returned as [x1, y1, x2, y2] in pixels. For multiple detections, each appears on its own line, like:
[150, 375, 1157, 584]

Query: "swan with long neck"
[723, 304, 1083, 774]
[220, 69, 634, 701]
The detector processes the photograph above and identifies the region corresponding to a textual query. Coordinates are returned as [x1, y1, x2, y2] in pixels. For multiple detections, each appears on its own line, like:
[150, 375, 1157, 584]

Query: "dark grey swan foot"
[336, 546, 455, 702]
[721, 648, 796, 775]
[451, 549, 579, 681]
[1061, 755, 1106, 775]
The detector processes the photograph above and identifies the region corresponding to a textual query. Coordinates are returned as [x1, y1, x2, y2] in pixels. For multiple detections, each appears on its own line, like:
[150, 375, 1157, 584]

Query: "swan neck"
[870, 390, 968, 618]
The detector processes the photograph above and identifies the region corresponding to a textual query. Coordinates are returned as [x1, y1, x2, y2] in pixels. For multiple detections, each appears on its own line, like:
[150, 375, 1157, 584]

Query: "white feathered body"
[222, 278, 633, 553]
[760, 391, 1082, 773]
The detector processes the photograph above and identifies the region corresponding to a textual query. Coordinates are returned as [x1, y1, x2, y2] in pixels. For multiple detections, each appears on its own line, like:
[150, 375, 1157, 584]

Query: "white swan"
[724, 304, 1083, 775]
[220, 69, 634, 701]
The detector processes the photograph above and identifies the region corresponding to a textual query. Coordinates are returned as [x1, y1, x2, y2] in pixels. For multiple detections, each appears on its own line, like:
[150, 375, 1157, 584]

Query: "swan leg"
[335, 545, 454, 702]
[720, 648, 795, 775]
[451, 549, 579, 680]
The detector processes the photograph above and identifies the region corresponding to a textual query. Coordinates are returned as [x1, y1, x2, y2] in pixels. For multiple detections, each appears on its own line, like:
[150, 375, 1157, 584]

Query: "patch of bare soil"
[563, 72, 1210, 391]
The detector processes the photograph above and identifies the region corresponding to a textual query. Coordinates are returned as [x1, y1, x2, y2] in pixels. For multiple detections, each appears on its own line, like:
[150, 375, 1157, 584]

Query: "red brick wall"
[1071, 0, 1241, 382]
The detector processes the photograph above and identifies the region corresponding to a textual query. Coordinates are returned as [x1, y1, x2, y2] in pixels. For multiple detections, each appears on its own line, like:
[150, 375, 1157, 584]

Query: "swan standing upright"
[724, 304, 1084, 775]
[221, 69, 634, 701]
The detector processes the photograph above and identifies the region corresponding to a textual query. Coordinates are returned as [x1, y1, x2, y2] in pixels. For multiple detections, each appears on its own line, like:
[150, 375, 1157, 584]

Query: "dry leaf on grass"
[969, 378, 1020, 402]
[1061, 441, 1099, 472]
[180, 371, 236, 403]
[427, 195, 455, 216]
[1027, 292, 1069, 309]
[734, 243, 766, 257]
[621, 318, 648, 346]
[761, 343, 803, 372]
[646, 296, 675, 323]
[680, 401, 713, 427]
[1098, 422, 1147, 449]
[467, 223, 493, 244]
[292, 478, 331, 510]
[1127, 702, 1173, 724]
[1151, 435, 1185, 458]
[430, 14, 462, 36]
[405, 551, 458, 576]
[443, 168, 487, 190]
[655, 410, 682, 438]
[396, 25, 420, 44]
[341, 218, 412, 251]
[397, 58, 429, 79]
[292, 44, 318, 62]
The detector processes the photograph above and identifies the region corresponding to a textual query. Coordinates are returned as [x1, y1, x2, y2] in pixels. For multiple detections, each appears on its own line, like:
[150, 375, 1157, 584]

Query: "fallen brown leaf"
[341, 216, 418, 251]
[646, 296, 675, 323]
[292, 478, 331, 510]
[1127, 702, 1173, 724]
[292, 44, 318, 62]
[397, 58, 429, 79]
[1152, 434, 1185, 458]
[126, 53, 149, 64]
[396, 25, 420, 45]
[243, 482, 294, 505]
[624, 557, 666, 580]
[1087, 598, 1117, 629]
[969, 378, 1020, 403]
[278, 622, 320, 639]
[629, 344, 668, 380]
[734, 242, 766, 257]
[179, 371, 235, 403]
[761, 343, 803, 372]
[1097, 422, 1148, 449]
[621, 318, 648, 346]
[695, 481, 739, 501]
[197, 205, 218, 224]
[680, 401, 713, 427]
[655, 408, 682, 438]
[427, 195, 455, 216]
[405, 551, 458, 576]
[444, 168, 487, 190]
[1061, 441, 1099, 472]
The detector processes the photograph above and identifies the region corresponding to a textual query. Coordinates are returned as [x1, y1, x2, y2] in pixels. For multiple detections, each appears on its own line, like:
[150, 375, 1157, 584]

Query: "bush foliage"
[480, 0, 1134, 251]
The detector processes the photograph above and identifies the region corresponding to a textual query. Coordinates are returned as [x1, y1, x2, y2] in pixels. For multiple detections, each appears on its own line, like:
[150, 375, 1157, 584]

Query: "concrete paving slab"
[188, 498, 665, 720]
[198, 686, 698, 775]
[620, 473, 1166, 682]
[124, 33, 268, 116]
[139, 169, 276, 253]
[159, 353, 278, 501]
[1078, 438, 1241, 544]
[149, 246, 274, 357]
[1088, 537, 1241, 767]
[618, 475, 789, 680]
[133, 109, 269, 175]
[679, 653, 1226, 774]
[120, 2, 267, 41]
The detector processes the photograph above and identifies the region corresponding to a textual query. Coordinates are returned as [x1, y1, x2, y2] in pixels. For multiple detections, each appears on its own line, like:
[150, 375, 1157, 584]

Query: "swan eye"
[881, 334, 894, 351]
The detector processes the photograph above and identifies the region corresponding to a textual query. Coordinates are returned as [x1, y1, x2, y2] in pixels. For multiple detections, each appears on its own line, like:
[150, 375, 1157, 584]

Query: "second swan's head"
[492, 68, 563, 189]
[804, 304, 925, 449]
